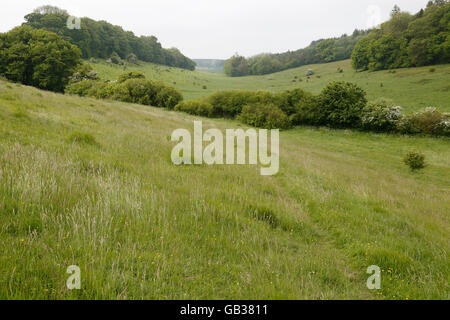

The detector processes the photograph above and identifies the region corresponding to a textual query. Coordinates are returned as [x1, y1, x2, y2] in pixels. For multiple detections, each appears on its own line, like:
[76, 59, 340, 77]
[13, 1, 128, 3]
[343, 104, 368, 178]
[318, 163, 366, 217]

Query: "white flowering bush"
[407, 107, 450, 136]
[361, 100, 404, 132]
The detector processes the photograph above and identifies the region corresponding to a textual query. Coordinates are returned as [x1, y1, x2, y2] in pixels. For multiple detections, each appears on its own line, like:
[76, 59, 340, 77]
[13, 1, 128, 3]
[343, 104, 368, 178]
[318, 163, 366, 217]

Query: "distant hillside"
[224, 30, 370, 77]
[90, 59, 450, 112]
[23, 5, 196, 70]
[193, 59, 225, 72]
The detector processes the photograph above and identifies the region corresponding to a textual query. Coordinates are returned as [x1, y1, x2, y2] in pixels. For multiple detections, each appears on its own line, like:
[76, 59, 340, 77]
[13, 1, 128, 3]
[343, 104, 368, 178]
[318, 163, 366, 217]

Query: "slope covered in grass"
[91, 59, 450, 113]
[0, 80, 449, 299]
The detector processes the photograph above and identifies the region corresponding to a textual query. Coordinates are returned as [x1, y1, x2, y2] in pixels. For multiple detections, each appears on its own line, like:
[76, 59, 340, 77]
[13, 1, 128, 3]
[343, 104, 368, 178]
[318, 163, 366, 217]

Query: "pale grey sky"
[1, 0, 428, 59]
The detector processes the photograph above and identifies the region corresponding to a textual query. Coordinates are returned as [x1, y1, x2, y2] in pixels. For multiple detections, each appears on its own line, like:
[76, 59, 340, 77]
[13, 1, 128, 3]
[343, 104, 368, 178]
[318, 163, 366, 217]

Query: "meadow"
[91, 59, 450, 113]
[0, 79, 449, 299]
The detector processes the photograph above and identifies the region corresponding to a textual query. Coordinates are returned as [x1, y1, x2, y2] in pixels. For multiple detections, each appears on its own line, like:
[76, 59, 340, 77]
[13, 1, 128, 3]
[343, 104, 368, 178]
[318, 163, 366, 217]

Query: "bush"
[155, 85, 183, 109]
[207, 91, 278, 118]
[0, 26, 82, 92]
[118, 72, 146, 83]
[277, 88, 315, 116]
[175, 100, 214, 117]
[407, 107, 450, 136]
[289, 98, 322, 126]
[109, 52, 123, 65]
[66, 76, 182, 109]
[319, 81, 367, 128]
[361, 100, 404, 132]
[126, 53, 138, 64]
[65, 79, 98, 96]
[70, 63, 99, 83]
[403, 152, 425, 171]
[239, 104, 291, 129]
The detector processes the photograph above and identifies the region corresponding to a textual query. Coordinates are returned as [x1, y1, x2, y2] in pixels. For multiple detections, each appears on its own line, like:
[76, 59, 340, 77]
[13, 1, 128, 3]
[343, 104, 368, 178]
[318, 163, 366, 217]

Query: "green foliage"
[118, 72, 146, 83]
[361, 100, 404, 132]
[126, 53, 138, 64]
[408, 107, 450, 136]
[65, 79, 101, 96]
[352, 2, 450, 71]
[70, 63, 99, 83]
[224, 55, 249, 77]
[403, 151, 426, 170]
[66, 75, 182, 109]
[225, 30, 370, 76]
[206, 90, 279, 118]
[319, 81, 367, 128]
[239, 104, 291, 129]
[277, 88, 317, 117]
[109, 52, 123, 65]
[175, 100, 214, 117]
[155, 85, 183, 110]
[23, 7, 196, 70]
[0, 26, 82, 92]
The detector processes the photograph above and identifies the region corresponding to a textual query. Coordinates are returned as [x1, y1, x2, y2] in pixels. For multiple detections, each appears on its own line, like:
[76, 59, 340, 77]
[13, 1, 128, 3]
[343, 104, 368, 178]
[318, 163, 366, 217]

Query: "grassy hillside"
[0, 80, 449, 299]
[92, 59, 450, 113]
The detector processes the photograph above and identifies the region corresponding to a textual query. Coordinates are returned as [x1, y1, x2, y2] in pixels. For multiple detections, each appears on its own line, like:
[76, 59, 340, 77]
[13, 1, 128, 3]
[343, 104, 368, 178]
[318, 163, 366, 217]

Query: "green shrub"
[239, 104, 291, 129]
[277, 88, 315, 116]
[70, 63, 99, 83]
[65, 80, 97, 96]
[118, 72, 146, 83]
[67, 77, 182, 110]
[319, 81, 367, 128]
[287, 93, 321, 126]
[155, 85, 183, 109]
[361, 100, 404, 132]
[126, 53, 138, 64]
[109, 52, 123, 65]
[175, 100, 214, 117]
[207, 91, 277, 118]
[408, 107, 449, 136]
[403, 152, 426, 171]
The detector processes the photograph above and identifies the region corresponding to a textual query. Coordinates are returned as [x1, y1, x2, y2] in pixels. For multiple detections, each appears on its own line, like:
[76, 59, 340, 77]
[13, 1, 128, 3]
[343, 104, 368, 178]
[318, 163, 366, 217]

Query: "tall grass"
[0, 79, 449, 299]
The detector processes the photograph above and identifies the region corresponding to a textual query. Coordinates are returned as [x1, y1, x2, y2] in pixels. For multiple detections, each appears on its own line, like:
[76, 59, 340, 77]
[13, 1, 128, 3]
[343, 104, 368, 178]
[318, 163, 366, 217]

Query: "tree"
[391, 5, 401, 17]
[224, 31, 371, 77]
[0, 26, 82, 92]
[351, 37, 371, 70]
[319, 81, 367, 128]
[351, 2, 450, 71]
[224, 55, 249, 77]
[23, 6, 196, 70]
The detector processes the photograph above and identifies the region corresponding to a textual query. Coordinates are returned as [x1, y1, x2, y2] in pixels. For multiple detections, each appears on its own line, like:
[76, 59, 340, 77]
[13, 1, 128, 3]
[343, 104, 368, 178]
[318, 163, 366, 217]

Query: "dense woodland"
[352, 1, 450, 71]
[23, 6, 196, 70]
[224, 30, 371, 77]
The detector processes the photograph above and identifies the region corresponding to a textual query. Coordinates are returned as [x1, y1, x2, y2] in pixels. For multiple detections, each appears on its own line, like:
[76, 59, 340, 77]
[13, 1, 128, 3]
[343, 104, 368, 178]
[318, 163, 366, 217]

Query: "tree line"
[23, 6, 196, 70]
[352, 1, 450, 71]
[224, 30, 370, 77]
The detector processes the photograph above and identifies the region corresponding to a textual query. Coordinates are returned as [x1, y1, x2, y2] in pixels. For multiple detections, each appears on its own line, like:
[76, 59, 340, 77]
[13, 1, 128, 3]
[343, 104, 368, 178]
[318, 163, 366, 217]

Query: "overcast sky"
[1, 0, 428, 59]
